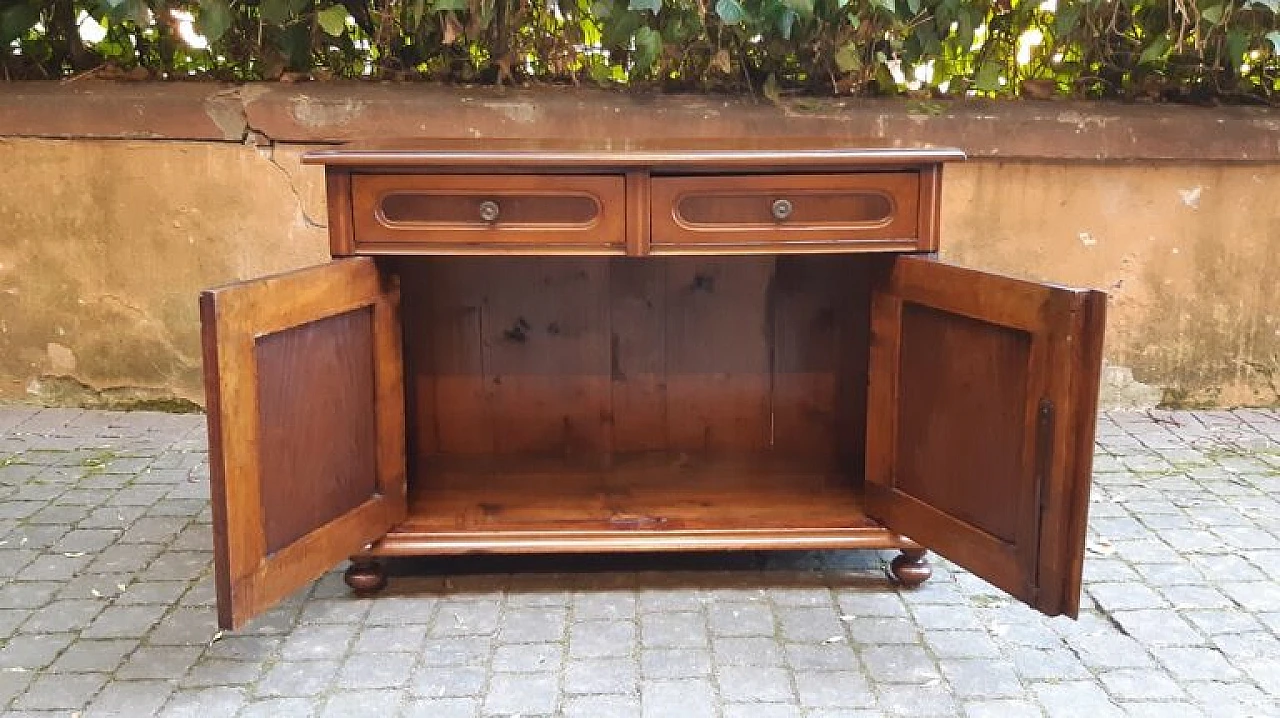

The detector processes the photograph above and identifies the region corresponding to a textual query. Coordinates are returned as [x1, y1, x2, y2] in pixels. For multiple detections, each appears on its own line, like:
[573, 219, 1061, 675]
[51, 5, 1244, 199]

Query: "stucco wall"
[0, 84, 1277, 408]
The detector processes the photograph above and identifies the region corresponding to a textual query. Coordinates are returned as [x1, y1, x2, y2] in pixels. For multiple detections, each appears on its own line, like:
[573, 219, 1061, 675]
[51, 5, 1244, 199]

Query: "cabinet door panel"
[866, 255, 1105, 617]
[201, 257, 406, 630]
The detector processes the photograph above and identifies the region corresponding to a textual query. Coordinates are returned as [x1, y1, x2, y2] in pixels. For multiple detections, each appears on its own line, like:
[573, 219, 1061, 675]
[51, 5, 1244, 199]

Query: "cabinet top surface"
[301, 137, 966, 169]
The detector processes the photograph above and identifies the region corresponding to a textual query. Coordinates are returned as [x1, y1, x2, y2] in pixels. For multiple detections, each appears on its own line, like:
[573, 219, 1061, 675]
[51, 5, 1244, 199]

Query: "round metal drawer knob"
[771, 198, 793, 221]
[479, 200, 501, 223]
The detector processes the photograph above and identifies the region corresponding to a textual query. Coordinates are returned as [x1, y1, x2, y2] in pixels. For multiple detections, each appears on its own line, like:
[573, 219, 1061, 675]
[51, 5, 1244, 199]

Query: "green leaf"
[123, 0, 151, 26]
[632, 25, 661, 69]
[1255, 0, 1280, 12]
[906, 0, 920, 13]
[317, 4, 348, 35]
[777, 8, 797, 39]
[871, 0, 896, 14]
[260, 0, 291, 24]
[1053, 4, 1081, 37]
[0, 3, 40, 45]
[1200, 4, 1223, 24]
[197, 0, 233, 43]
[434, 0, 470, 10]
[1139, 34, 1170, 65]
[1268, 30, 1280, 53]
[715, 0, 745, 25]
[974, 61, 1001, 92]
[783, 0, 814, 16]
[630, 0, 662, 13]
[834, 42, 862, 73]
[1226, 29, 1247, 66]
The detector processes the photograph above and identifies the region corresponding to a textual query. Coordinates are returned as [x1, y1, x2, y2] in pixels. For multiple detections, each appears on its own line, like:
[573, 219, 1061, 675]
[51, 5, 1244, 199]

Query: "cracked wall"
[0, 138, 328, 405]
[0, 138, 1277, 409]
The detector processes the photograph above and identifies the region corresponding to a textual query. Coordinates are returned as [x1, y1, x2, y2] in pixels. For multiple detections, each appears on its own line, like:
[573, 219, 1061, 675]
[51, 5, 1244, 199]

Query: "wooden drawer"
[650, 173, 921, 251]
[351, 174, 626, 251]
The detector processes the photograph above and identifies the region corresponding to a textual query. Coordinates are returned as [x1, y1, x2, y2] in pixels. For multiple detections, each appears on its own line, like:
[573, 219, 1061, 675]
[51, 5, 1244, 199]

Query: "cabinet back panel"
[396, 255, 873, 469]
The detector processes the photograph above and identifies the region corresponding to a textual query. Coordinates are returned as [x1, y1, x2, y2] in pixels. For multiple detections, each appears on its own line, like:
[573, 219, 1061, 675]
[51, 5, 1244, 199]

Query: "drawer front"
[352, 174, 626, 251]
[650, 173, 920, 250]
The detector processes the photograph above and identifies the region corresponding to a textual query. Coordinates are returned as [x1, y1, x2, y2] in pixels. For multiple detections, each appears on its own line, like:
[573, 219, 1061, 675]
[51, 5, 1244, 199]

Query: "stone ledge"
[2, 81, 1278, 161]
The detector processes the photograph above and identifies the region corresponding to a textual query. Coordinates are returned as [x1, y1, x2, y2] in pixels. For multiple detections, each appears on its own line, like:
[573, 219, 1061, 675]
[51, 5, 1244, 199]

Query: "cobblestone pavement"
[0, 407, 1278, 717]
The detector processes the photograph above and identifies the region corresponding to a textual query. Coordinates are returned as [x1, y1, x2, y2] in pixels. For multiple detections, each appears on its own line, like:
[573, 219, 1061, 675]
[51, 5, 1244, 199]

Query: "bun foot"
[890, 549, 931, 588]
[344, 558, 387, 595]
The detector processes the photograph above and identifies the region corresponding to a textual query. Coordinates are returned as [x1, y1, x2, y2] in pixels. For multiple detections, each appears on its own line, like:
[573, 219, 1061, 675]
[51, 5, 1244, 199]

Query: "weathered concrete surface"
[5, 82, 1280, 161]
[943, 162, 1280, 408]
[0, 139, 328, 405]
[0, 85, 1277, 407]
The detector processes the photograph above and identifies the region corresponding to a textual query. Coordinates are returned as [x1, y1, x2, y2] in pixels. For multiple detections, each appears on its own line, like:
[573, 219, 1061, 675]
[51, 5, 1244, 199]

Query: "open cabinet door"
[200, 257, 406, 630]
[866, 255, 1105, 617]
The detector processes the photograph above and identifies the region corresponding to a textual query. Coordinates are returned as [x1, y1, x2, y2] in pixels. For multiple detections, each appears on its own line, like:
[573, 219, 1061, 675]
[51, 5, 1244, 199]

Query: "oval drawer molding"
[352, 174, 627, 253]
[651, 172, 921, 252]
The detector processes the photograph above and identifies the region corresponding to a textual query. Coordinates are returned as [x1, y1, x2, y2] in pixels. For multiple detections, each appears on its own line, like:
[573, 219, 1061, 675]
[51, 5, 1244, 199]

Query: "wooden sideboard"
[200, 139, 1106, 631]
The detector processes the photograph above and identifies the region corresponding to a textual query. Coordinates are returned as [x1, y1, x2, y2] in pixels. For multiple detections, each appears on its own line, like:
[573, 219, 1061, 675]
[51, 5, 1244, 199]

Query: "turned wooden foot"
[344, 558, 387, 595]
[889, 549, 931, 587]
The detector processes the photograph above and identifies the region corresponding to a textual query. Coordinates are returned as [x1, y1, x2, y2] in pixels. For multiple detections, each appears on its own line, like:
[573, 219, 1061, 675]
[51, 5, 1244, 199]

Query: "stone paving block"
[493, 641, 564, 673]
[643, 647, 714, 677]
[962, 699, 1043, 718]
[877, 682, 959, 716]
[83, 679, 174, 716]
[572, 591, 636, 621]
[938, 658, 1024, 698]
[707, 600, 775, 636]
[564, 657, 637, 694]
[785, 640, 859, 670]
[499, 606, 568, 643]
[432, 600, 502, 637]
[570, 619, 636, 658]
[160, 687, 249, 717]
[565, 694, 641, 718]
[711, 636, 783, 667]
[1032, 681, 1124, 718]
[860, 644, 941, 683]
[403, 696, 480, 717]
[278, 622, 359, 660]
[1099, 667, 1187, 701]
[0, 632, 76, 669]
[12, 671, 107, 710]
[835, 591, 910, 618]
[843, 616, 921, 645]
[642, 678, 717, 718]
[181, 658, 264, 687]
[406, 655, 488, 698]
[254, 660, 342, 697]
[18, 597, 106, 632]
[793, 670, 875, 708]
[1120, 702, 1208, 717]
[47, 638, 137, 673]
[298, 597, 373, 624]
[1152, 645, 1243, 680]
[238, 697, 321, 718]
[716, 664, 795, 703]
[1109, 609, 1206, 646]
[776, 605, 846, 643]
[640, 610, 708, 648]
[116, 644, 203, 680]
[483, 671, 560, 715]
[321, 689, 408, 717]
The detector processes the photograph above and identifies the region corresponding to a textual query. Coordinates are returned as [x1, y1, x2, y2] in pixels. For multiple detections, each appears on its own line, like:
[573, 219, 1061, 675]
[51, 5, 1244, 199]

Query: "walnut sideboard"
[200, 139, 1106, 631]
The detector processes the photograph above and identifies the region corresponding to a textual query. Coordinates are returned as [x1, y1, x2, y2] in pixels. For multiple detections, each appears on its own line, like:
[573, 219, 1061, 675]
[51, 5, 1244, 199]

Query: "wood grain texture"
[255, 307, 378, 555]
[201, 257, 405, 630]
[650, 173, 920, 249]
[325, 170, 355, 256]
[302, 137, 967, 168]
[351, 174, 625, 252]
[864, 255, 1105, 616]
